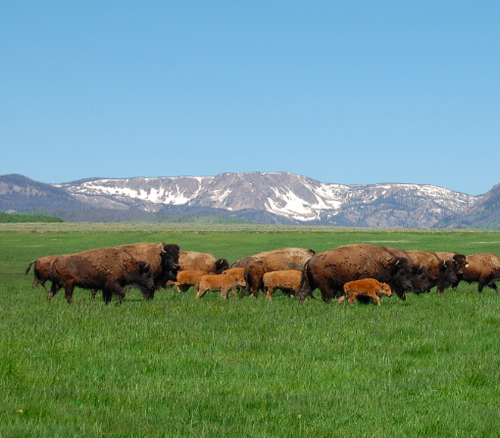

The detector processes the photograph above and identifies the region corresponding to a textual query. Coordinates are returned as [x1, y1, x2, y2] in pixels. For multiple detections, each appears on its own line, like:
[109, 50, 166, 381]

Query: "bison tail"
[25, 261, 35, 275]
[298, 261, 312, 305]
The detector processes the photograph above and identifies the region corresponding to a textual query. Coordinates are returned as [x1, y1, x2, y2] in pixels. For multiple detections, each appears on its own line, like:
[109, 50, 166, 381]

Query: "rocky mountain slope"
[1, 172, 496, 228]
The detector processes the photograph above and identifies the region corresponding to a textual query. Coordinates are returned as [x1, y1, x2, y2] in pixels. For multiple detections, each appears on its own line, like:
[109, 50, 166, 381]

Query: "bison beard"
[298, 244, 415, 304]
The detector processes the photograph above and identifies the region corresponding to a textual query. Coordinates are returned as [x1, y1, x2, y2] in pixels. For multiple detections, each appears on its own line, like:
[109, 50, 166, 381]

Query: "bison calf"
[173, 269, 210, 293]
[338, 278, 392, 306]
[263, 270, 302, 300]
[196, 274, 247, 300]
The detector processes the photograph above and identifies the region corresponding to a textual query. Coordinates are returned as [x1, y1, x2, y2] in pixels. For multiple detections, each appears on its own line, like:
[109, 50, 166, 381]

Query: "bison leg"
[102, 289, 113, 305]
[47, 282, 60, 302]
[266, 287, 274, 301]
[64, 285, 75, 304]
[486, 281, 499, 293]
[115, 290, 126, 305]
[196, 288, 208, 299]
[347, 293, 357, 305]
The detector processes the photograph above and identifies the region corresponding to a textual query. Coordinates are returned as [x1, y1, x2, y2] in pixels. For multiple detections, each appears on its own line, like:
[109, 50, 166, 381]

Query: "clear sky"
[1, 1, 498, 196]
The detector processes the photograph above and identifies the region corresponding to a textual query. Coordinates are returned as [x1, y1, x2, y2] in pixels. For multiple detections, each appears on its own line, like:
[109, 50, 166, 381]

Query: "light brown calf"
[263, 270, 302, 300]
[173, 269, 210, 292]
[338, 278, 392, 306]
[222, 267, 245, 277]
[196, 274, 247, 300]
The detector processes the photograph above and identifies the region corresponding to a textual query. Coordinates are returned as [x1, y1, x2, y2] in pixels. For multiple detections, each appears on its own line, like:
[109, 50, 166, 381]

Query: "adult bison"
[179, 251, 229, 274]
[458, 253, 500, 293]
[25, 255, 59, 292]
[407, 250, 459, 293]
[115, 242, 181, 298]
[298, 244, 427, 304]
[49, 248, 156, 304]
[240, 247, 316, 298]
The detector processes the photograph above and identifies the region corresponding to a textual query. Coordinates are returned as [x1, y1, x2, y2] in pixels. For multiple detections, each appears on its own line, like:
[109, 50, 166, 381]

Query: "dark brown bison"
[407, 250, 459, 293]
[179, 251, 229, 274]
[459, 253, 500, 292]
[241, 248, 316, 298]
[298, 244, 426, 303]
[434, 251, 469, 291]
[25, 255, 59, 292]
[114, 242, 181, 298]
[338, 278, 392, 306]
[49, 248, 155, 304]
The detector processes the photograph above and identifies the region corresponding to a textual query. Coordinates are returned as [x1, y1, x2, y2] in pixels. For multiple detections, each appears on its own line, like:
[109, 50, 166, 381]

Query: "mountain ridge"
[1, 172, 499, 229]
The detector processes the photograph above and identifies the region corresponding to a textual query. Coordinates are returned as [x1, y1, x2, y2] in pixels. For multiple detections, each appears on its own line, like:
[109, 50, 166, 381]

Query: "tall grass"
[1, 224, 500, 437]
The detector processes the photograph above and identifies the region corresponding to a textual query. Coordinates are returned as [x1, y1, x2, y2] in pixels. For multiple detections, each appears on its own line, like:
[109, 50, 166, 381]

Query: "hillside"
[3, 172, 500, 229]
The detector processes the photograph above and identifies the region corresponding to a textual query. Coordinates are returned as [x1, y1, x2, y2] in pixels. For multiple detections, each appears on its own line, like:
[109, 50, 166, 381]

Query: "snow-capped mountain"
[52, 172, 478, 228]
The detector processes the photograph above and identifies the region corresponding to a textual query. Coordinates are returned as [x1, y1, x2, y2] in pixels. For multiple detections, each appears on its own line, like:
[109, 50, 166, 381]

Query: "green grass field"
[2, 223, 500, 437]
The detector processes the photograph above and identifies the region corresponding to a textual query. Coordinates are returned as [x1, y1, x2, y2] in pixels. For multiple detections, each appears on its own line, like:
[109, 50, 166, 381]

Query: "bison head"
[215, 258, 230, 274]
[160, 243, 181, 282]
[389, 257, 413, 300]
[452, 254, 468, 277]
[439, 260, 459, 289]
[410, 263, 432, 295]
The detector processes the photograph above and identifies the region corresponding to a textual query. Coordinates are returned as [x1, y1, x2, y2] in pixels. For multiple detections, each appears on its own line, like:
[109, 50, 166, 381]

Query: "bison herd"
[25, 242, 500, 306]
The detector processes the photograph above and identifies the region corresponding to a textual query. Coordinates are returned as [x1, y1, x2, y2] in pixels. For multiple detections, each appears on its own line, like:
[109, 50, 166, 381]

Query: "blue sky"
[1, 1, 498, 195]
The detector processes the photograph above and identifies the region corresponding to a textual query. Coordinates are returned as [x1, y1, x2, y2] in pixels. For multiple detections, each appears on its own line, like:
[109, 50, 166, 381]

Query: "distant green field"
[2, 223, 500, 437]
[0, 212, 63, 223]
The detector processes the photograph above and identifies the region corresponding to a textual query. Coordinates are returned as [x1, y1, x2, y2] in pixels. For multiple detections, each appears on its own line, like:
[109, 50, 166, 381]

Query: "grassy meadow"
[1, 223, 500, 437]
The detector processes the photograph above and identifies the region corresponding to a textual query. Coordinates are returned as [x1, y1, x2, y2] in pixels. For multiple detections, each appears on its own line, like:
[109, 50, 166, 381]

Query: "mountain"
[438, 183, 500, 230]
[0, 174, 86, 212]
[1, 171, 497, 228]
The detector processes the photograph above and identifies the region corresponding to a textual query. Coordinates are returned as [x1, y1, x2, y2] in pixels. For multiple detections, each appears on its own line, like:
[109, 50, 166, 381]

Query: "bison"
[222, 267, 245, 277]
[114, 242, 181, 298]
[25, 255, 59, 292]
[407, 250, 459, 293]
[298, 244, 424, 304]
[458, 253, 500, 293]
[179, 251, 229, 274]
[173, 269, 210, 293]
[241, 247, 316, 298]
[262, 270, 302, 300]
[338, 278, 392, 306]
[196, 274, 247, 300]
[49, 248, 155, 304]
